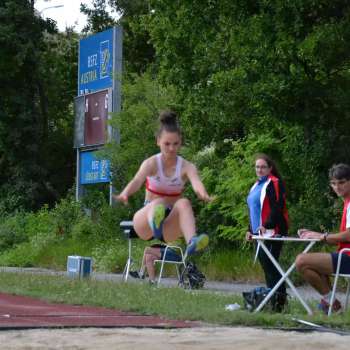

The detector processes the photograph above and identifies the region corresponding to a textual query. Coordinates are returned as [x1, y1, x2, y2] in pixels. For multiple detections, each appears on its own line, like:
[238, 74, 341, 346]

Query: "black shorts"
[150, 244, 181, 262]
[160, 246, 182, 262]
[331, 252, 350, 274]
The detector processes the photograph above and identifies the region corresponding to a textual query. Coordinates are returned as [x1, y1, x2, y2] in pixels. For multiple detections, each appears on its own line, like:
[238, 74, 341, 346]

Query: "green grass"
[0, 234, 266, 282]
[200, 247, 264, 282]
[0, 271, 349, 331]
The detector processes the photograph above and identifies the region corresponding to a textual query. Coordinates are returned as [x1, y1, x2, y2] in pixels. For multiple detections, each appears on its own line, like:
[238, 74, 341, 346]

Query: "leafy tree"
[36, 29, 79, 203]
[0, 0, 77, 212]
[146, 0, 350, 156]
[81, 0, 117, 33]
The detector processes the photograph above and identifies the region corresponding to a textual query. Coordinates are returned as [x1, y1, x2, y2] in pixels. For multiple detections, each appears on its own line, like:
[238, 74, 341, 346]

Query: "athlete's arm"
[185, 162, 212, 202]
[114, 158, 155, 203]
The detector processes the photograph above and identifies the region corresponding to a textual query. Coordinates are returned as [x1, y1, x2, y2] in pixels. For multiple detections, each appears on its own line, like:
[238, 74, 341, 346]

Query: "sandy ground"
[0, 326, 349, 350]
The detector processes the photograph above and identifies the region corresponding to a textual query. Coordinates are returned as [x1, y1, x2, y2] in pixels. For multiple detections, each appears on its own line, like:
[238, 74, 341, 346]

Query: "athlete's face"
[330, 178, 350, 198]
[255, 158, 272, 178]
[157, 131, 181, 158]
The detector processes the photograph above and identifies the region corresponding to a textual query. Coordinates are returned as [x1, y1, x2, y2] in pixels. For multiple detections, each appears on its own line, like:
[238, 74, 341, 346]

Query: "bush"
[0, 242, 36, 267]
[92, 239, 124, 272]
[0, 212, 29, 251]
[52, 196, 83, 237]
[192, 122, 337, 247]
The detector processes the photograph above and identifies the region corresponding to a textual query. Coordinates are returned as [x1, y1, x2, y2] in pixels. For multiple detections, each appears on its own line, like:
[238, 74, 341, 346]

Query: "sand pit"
[0, 326, 349, 350]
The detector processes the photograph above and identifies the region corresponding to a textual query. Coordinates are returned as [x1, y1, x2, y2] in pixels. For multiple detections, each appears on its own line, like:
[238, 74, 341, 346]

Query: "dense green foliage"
[0, 195, 132, 270]
[0, 0, 78, 212]
[147, 0, 350, 151]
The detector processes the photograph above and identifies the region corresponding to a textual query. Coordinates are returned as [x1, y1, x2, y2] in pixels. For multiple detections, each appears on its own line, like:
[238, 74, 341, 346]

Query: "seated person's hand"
[297, 228, 306, 237]
[246, 231, 253, 241]
[297, 228, 322, 239]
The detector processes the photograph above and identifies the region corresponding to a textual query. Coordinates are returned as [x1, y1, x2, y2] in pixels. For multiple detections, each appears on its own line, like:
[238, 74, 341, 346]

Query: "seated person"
[296, 163, 350, 314]
[130, 243, 182, 284]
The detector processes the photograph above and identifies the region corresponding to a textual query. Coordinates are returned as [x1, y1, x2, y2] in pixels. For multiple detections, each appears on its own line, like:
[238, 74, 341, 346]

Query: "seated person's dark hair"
[329, 163, 350, 180]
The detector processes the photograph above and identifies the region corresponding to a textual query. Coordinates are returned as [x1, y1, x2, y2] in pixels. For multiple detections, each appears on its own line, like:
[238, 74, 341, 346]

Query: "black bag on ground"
[179, 261, 206, 289]
[242, 287, 272, 312]
[242, 287, 287, 312]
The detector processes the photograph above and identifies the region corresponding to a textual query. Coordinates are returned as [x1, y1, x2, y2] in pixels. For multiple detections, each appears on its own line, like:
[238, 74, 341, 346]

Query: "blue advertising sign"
[78, 27, 122, 96]
[80, 150, 110, 184]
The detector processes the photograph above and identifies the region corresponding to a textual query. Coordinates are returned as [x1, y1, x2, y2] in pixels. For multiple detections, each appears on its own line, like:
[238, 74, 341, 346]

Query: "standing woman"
[246, 153, 289, 311]
[114, 110, 212, 256]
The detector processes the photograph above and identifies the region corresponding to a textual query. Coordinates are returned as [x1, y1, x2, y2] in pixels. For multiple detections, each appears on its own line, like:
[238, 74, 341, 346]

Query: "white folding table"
[252, 236, 320, 315]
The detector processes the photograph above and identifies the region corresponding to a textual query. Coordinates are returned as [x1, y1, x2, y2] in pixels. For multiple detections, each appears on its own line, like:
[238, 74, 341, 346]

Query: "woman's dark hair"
[329, 163, 350, 180]
[254, 153, 282, 179]
[156, 110, 182, 138]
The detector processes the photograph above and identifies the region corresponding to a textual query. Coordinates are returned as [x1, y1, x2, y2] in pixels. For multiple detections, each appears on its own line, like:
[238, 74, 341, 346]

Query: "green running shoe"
[186, 234, 209, 255]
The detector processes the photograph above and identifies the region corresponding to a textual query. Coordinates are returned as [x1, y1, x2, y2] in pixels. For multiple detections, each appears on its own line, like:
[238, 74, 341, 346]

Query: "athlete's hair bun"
[156, 110, 182, 137]
[159, 110, 178, 126]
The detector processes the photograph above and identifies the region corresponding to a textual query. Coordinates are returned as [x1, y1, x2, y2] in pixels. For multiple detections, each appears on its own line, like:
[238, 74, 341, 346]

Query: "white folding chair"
[154, 245, 186, 287]
[328, 248, 350, 316]
[120, 220, 187, 286]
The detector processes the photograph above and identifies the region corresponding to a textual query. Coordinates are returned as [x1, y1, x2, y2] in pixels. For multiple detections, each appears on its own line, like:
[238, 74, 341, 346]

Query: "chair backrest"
[329, 248, 350, 316]
[334, 248, 350, 275]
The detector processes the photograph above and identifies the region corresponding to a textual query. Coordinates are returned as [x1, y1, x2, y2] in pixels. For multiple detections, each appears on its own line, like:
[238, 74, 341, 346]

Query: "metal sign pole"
[75, 148, 80, 201]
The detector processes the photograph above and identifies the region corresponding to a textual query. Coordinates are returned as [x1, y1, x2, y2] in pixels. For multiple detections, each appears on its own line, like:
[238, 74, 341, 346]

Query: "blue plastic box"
[67, 255, 92, 278]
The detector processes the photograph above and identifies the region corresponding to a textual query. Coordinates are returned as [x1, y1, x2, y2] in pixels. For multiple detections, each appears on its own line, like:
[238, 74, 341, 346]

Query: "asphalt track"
[0, 292, 198, 329]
